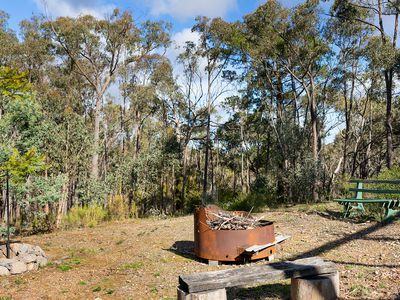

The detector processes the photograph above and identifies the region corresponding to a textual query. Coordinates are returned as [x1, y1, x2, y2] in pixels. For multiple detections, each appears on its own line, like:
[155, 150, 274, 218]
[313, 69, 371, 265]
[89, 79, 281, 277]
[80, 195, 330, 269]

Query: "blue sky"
[1, 0, 342, 143]
[1, 0, 305, 34]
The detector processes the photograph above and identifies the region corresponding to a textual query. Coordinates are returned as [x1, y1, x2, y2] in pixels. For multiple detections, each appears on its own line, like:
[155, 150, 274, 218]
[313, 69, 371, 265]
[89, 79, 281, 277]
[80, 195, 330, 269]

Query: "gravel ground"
[0, 203, 399, 299]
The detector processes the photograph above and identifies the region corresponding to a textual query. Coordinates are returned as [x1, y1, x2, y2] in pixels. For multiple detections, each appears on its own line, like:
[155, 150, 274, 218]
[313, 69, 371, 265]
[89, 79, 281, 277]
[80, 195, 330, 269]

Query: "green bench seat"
[334, 179, 400, 221]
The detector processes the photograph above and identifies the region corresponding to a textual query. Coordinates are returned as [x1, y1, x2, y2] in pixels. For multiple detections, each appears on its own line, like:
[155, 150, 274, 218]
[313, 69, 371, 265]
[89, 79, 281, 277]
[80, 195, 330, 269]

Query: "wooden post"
[178, 287, 227, 300]
[291, 271, 339, 300]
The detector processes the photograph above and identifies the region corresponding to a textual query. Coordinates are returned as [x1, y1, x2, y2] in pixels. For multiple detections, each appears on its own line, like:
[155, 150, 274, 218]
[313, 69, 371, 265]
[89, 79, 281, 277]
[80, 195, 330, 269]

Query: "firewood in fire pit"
[205, 210, 266, 230]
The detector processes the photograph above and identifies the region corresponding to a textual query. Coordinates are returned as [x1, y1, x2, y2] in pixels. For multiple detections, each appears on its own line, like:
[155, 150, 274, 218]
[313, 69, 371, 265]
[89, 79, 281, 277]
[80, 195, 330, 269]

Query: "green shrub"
[107, 194, 138, 220]
[31, 212, 56, 233]
[184, 189, 202, 213]
[62, 205, 107, 229]
[222, 192, 269, 212]
[0, 226, 15, 238]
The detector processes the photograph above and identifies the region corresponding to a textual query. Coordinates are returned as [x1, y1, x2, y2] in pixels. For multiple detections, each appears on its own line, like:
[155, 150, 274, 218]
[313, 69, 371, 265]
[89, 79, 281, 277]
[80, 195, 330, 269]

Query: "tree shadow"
[168, 240, 198, 261]
[290, 218, 395, 261]
[226, 282, 290, 300]
[316, 210, 374, 224]
[177, 217, 397, 299]
[168, 240, 268, 265]
[329, 260, 399, 269]
[179, 258, 339, 299]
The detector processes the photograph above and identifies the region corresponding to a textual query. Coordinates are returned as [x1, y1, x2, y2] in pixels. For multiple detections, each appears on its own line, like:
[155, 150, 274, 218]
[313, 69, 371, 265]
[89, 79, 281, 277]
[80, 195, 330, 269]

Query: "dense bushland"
[0, 1, 399, 233]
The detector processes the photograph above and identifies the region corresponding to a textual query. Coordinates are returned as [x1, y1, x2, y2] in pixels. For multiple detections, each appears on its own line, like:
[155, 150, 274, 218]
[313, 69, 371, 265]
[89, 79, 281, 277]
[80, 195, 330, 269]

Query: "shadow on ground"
[167, 240, 199, 261]
[291, 218, 396, 261]
[174, 216, 398, 299]
[227, 282, 290, 300]
[316, 210, 376, 224]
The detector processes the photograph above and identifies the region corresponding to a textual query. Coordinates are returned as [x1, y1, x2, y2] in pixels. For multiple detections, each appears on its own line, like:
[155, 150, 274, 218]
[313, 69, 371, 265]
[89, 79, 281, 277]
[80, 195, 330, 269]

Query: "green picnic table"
[334, 179, 400, 221]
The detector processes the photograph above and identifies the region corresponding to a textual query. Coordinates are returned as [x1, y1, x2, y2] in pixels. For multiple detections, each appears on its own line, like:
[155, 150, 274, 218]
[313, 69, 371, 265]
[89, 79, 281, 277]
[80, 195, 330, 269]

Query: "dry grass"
[0, 203, 399, 299]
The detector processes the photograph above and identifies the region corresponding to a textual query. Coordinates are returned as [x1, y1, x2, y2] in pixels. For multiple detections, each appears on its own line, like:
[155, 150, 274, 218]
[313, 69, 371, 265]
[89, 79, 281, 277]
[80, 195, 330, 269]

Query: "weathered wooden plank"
[245, 235, 290, 253]
[349, 179, 400, 184]
[349, 188, 400, 194]
[179, 257, 337, 293]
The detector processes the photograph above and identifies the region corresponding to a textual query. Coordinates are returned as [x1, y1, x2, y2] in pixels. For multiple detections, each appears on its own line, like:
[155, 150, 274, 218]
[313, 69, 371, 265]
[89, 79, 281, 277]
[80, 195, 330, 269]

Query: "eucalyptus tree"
[192, 17, 234, 203]
[176, 41, 208, 205]
[327, 2, 372, 176]
[44, 10, 171, 180]
[0, 11, 19, 67]
[332, 0, 400, 168]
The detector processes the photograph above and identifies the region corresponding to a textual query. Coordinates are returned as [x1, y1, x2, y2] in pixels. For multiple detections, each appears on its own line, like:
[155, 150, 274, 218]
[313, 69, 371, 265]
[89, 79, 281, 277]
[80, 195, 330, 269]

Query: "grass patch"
[153, 272, 160, 277]
[78, 281, 87, 286]
[349, 284, 370, 297]
[70, 258, 81, 265]
[92, 286, 101, 292]
[58, 265, 72, 272]
[105, 288, 115, 295]
[120, 261, 143, 271]
[378, 283, 387, 289]
[14, 278, 25, 285]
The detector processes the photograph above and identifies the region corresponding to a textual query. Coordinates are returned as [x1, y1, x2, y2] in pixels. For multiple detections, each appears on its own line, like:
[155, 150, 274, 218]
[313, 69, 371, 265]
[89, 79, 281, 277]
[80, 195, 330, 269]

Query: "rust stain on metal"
[194, 205, 276, 262]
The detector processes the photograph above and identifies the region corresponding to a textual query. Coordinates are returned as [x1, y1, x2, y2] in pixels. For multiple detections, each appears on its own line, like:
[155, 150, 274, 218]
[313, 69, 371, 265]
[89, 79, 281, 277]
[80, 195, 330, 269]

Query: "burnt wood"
[179, 257, 337, 293]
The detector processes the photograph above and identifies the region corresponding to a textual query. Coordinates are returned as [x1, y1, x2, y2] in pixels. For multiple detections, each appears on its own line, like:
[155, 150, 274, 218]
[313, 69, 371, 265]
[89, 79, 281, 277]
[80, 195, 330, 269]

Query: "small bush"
[184, 189, 202, 213]
[223, 192, 269, 212]
[31, 212, 56, 233]
[0, 226, 15, 238]
[107, 194, 128, 220]
[62, 205, 107, 229]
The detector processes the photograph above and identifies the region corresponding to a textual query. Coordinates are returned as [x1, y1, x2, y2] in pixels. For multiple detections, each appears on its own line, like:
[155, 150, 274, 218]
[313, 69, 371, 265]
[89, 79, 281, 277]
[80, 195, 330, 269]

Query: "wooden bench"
[334, 179, 400, 221]
[178, 257, 339, 300]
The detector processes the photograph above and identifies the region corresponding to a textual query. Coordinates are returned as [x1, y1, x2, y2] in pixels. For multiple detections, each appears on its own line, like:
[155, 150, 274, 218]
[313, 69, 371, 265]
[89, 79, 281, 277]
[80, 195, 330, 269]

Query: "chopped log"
[179, 256, 337, 293]
[291, 271, 339, 300]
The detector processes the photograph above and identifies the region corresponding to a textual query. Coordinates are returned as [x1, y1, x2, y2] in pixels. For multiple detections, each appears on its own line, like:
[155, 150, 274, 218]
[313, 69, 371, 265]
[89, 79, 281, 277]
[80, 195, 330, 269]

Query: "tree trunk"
[384, 70, 393, 169]
[203, 73, 212, 204]
[91, 95, 101, 179]
[309, 76, 319, 202]
[203, 111, 211, 204]
[181, 145, 189, 204]
[56, 179, 69, 228]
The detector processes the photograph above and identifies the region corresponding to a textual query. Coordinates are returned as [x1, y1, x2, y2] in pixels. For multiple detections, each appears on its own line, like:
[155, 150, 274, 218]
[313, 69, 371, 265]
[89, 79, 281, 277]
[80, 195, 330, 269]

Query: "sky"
[1, 0, 342, 143]
[1, 0, 305, 35]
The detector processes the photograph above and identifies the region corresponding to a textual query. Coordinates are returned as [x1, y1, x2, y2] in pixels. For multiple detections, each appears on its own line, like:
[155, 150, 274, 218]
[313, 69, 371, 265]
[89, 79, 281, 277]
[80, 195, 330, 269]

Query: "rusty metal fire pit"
[194, 205, 277, 262]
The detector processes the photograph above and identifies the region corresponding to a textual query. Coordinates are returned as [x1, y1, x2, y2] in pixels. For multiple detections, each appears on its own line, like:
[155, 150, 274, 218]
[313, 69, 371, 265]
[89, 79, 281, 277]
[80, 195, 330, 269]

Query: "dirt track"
[0, 204, 399, 299]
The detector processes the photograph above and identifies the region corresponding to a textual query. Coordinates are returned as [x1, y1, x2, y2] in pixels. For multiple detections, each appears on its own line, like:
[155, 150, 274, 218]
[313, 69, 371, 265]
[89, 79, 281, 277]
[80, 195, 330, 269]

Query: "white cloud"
[34, 0, 116, 18]
[167, 27, 200, 63]
[148, 0, 237, 20]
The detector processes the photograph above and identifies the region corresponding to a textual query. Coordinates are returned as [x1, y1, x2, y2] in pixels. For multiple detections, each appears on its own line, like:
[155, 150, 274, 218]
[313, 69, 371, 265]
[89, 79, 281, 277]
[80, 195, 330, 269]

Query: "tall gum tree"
[332, 0, 399, 169]
[192, 16, 234, 204]
[44, 11, 170, 179]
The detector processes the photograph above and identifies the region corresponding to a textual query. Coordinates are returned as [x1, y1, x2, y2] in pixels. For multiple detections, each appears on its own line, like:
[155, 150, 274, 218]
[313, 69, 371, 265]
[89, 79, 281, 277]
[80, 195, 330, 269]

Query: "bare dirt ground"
[0, 203, 399, 300]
